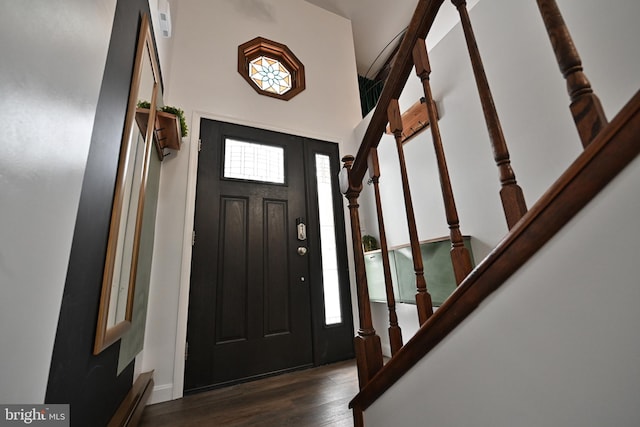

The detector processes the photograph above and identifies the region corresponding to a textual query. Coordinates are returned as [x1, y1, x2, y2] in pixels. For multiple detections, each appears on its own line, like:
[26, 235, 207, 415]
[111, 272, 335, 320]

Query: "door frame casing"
[171, 111, 358, 400]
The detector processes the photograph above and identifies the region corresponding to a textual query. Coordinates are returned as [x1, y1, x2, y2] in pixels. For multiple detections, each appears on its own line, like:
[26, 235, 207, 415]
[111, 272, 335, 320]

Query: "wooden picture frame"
[94, 14, 160, 355]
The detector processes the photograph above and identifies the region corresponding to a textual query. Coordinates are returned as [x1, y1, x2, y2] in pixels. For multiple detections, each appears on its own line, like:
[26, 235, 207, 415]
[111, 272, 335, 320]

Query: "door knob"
[297, 247, 308, 256]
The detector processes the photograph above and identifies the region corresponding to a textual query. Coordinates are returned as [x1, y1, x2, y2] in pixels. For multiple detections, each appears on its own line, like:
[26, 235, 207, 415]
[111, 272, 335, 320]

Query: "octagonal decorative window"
[238, 37, 305, 101]
[249, 56, 292, 95]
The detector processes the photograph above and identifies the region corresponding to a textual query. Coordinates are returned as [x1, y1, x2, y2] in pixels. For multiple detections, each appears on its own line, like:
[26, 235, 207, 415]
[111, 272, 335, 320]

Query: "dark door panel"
[185, 119, 353, 393]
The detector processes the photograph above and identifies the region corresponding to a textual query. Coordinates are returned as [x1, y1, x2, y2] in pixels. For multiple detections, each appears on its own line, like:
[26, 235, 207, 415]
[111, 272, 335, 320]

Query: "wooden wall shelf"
[135, 108, 182, 160]
[385, 97, 439, 143]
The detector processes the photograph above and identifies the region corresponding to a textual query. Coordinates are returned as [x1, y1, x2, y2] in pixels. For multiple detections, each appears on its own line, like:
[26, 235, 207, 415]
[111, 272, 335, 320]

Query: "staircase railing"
[340, 1, 639, 425]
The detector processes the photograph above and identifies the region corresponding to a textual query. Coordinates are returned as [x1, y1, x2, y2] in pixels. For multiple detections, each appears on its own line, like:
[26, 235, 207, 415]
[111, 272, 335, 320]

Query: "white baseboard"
[147, 383, 175, 405]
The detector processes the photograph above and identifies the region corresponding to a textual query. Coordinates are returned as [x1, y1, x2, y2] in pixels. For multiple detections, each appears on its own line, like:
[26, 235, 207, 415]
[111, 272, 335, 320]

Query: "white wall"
[0, 0, 116, 403]
[140, 0, 362, 403]
[358, 0, 640, 355]
[149, 0, 177, 90]
[366, 138, 640, 427]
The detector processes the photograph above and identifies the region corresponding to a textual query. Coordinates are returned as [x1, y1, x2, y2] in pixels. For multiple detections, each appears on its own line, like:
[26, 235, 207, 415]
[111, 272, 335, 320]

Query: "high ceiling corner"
[304, 0, 481, 78]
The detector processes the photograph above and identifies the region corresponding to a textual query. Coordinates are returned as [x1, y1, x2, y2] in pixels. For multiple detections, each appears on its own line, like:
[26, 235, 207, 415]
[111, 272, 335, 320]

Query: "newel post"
[340, 155, 383, 388]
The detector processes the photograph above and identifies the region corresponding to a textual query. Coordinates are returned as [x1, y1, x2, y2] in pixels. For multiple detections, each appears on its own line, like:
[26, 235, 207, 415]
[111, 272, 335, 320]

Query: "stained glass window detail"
[249, 56, 292, 95]
[238, 37, 305, 100]
[224, 139, 285, 184]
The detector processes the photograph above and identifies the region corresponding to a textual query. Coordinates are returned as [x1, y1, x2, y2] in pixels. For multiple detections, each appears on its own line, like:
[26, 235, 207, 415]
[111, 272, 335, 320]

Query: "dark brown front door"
[185, 119, 353, 393]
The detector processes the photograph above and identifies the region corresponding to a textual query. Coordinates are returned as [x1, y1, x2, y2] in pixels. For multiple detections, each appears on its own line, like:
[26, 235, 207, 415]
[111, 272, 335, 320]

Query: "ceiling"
[304, 0, 481, 78]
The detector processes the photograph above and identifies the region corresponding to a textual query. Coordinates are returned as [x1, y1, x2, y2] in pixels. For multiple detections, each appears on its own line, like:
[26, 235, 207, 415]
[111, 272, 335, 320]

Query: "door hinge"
[185, 342, 188, 361]
[192, 230, 196, 246]
[198, 139, 202, 152]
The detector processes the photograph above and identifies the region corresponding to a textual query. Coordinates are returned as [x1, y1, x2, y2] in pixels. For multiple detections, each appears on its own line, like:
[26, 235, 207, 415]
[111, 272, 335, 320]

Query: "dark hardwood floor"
[139, 359, 358, 426]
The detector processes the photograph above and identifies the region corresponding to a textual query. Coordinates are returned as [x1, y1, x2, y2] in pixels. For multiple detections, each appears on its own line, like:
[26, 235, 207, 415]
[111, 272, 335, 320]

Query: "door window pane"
[315, 154, 342, 325]
[224, 138, 284, 184]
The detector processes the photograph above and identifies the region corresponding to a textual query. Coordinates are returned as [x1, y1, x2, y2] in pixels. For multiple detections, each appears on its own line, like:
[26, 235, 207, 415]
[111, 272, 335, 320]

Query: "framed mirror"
[94, 14, 160, 354]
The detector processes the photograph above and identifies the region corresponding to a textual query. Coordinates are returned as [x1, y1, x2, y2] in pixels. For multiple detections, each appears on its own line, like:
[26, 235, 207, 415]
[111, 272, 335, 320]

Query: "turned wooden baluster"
[536, 0, 608, 147]
[341, 155, 383, 388]
[451, 0, 527, 230]
[388, 100, 434, 325]
[413, 39, 473, 285]
[368, 148, 403, 355]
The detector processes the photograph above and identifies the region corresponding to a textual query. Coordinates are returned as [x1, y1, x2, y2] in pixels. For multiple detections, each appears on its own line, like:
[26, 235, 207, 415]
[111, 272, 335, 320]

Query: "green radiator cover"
[364, 236, 474, 307]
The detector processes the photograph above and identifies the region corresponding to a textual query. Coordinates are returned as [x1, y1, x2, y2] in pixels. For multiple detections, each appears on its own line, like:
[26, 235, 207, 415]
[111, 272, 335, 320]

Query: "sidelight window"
[315, 154, 342, 325]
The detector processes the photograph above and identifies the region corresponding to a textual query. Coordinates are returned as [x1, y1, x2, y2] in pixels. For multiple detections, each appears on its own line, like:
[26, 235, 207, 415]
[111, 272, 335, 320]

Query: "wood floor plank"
[140, 359, 358, 426]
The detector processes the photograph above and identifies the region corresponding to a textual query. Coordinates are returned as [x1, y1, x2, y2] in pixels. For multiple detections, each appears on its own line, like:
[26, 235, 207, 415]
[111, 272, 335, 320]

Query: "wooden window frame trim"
[238, 36, 305, 101]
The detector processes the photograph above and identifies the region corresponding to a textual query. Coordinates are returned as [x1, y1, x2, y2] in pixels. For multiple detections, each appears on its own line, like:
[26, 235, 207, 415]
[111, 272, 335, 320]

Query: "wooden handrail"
[344, 1, 638, 422]
[350, 0, 445, 187]
[350, 90, 640, 412]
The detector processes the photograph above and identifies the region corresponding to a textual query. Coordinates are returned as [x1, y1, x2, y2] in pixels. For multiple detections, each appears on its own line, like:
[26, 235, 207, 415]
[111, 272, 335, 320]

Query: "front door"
[185, 119, 354, 393]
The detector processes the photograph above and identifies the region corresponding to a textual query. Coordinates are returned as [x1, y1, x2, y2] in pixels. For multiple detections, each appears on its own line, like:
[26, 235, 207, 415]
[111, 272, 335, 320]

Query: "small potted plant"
[362, 235, 379, 252]
[160, 105, 188, 138]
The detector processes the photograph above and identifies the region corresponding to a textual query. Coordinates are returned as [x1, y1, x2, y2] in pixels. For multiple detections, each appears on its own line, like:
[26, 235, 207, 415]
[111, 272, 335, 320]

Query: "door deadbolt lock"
[297, 246, 308, 256]
[296, 217, 307, 241]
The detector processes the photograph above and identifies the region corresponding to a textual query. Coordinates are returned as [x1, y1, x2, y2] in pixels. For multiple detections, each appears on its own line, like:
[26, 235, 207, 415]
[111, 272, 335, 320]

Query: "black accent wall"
[45, 1, 159, 425]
